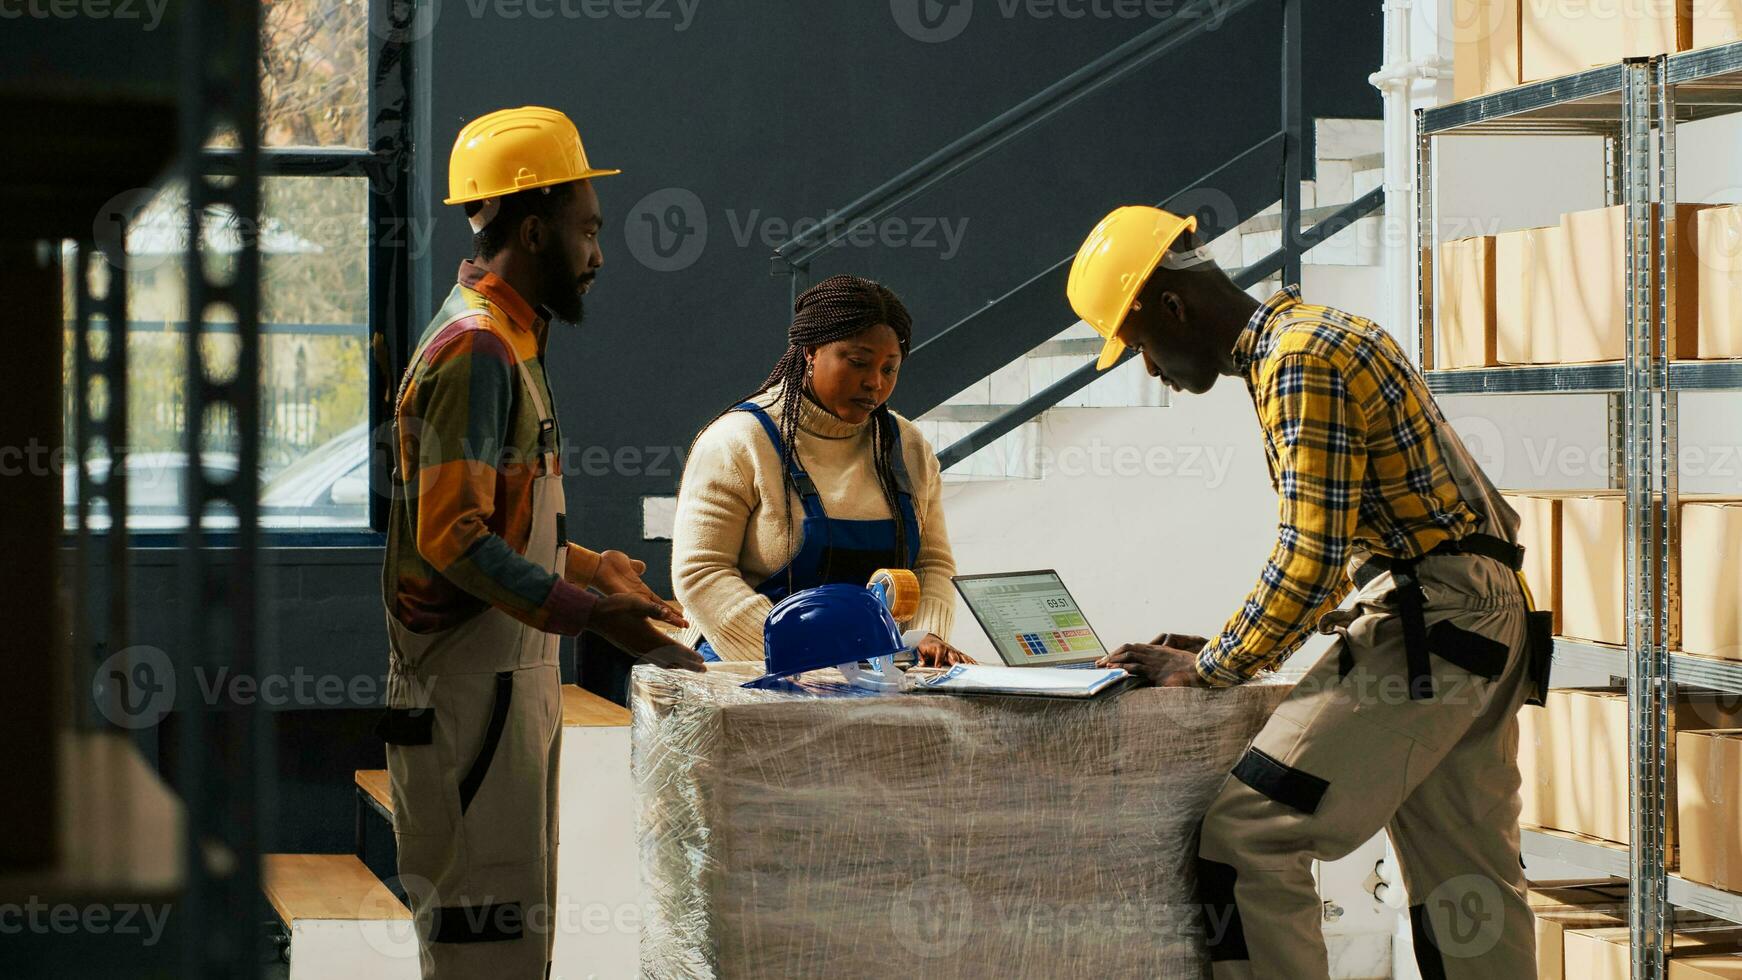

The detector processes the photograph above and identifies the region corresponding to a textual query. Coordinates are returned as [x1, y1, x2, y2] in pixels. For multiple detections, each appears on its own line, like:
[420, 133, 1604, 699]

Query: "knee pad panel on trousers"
[1196, 856, 1249, 964]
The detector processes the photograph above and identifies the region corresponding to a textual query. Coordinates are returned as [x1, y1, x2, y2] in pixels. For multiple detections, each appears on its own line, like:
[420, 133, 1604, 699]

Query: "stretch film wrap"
[632, 662, 1290, 978]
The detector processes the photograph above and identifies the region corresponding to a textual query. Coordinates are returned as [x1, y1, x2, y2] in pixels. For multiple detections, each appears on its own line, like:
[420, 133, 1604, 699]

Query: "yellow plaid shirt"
[1197, 287, 1480, 687]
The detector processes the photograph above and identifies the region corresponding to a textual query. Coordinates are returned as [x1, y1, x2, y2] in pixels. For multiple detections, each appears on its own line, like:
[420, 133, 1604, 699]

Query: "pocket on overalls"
[1342, 601, 1513, 754]
[381, 678, 463, 888]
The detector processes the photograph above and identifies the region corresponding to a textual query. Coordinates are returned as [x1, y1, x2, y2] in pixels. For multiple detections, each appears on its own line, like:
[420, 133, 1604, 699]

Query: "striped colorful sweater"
[384, 261, 603, 636]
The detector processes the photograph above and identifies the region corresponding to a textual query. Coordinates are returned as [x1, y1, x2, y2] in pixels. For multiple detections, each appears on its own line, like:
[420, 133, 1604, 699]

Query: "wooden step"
[562, 683, 630, 727]
[263, 853, 408, 924]
[354, 768, 392, 818]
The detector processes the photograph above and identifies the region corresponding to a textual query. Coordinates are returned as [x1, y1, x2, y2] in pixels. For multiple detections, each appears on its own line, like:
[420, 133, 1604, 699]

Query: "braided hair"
[703, 274, 916, 585]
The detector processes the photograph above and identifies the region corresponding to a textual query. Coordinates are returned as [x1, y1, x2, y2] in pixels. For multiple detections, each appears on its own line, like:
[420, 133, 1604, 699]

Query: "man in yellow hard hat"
[1069, 206, 1551, 979]
[380, 105, 704, 979]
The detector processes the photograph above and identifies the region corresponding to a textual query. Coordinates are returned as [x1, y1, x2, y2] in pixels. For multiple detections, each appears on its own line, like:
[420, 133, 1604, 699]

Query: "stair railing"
[933, 185, 1385, 470]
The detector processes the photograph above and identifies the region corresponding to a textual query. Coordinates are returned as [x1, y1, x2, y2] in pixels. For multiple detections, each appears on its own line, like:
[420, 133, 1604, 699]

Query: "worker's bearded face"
[540, 227, 594, 325]
[540, 180, 603, 326]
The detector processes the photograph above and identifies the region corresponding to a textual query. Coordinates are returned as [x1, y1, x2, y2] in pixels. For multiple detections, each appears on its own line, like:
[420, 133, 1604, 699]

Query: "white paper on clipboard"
[911, 663, 1131, 699]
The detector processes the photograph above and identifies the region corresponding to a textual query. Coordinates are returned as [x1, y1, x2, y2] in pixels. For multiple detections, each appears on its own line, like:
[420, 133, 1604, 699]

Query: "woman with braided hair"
[672, 274, 971, 666]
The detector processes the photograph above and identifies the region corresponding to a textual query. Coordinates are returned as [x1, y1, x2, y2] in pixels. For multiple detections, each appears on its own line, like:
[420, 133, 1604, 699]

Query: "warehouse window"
[64, 0, 389, 534]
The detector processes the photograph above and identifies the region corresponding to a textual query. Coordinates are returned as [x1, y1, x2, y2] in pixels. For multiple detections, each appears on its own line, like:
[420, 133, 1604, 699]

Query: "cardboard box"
[1529, 882, 1631, 980]
[1681, 500, 1742, 660]
[1505, 491, 1571, 633]
[1497, 224, 1563, 364]
[1693, 0, 1742, 47]
[1536, 906, 1626, 980]
[1559, 493, 1738, 649]
[1559, 493, 1665, 647]
[1439, 236, 1500, 368]
[1695, 204, 1742, 359]
[1679, 729, 1742, 893]
[1522, 0, 1692, 83]
[1517, 688, 1742, 850]
[1557, 204, 1705, 363]
[1454, 0, 1523, 99]
[632, 664, 1294, 976]
[1565, 925, 1742, 980]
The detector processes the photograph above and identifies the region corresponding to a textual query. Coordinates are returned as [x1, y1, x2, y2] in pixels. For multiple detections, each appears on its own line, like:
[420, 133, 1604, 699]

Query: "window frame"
[120, 1, 414, 546]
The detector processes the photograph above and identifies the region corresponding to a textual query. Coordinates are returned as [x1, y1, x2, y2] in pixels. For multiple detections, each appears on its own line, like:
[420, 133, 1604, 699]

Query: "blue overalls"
[697, 401, 922, 662]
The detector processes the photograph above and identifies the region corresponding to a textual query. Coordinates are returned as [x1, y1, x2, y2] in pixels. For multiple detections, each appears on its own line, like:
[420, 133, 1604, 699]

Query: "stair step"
[1029, 337, 1102, 358]
[264, 853, 418, 979]
[263, 853, 409, 924]
[1315, 118, 1383, 161]
[355, 769, 392, 818]
[1239, 199, 1383, 236]
[562, 683, 631, 727]
[926, 403, 1022, 424]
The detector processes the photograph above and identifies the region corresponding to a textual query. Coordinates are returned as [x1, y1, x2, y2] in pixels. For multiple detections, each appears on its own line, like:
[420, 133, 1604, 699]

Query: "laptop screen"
[953, 571, 1108, 667]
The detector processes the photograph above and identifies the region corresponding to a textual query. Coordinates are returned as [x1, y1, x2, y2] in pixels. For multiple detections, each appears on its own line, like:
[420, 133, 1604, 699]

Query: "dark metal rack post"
[177, 0, 267, 975]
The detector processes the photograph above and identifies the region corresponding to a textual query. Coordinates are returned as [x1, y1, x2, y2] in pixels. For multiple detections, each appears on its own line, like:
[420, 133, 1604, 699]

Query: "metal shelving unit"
[1520, 827, 1742, 926]
[1415, 42, 1742, 979]
[1555, 638, 1742, 694]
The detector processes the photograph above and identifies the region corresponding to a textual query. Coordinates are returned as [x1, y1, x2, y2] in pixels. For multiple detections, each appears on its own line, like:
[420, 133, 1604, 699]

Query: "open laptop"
[952, 570, 1111, 670]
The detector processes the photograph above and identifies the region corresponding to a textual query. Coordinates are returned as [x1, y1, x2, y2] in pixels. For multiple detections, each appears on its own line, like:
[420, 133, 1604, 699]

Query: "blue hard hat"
[744, 584, 905, 690]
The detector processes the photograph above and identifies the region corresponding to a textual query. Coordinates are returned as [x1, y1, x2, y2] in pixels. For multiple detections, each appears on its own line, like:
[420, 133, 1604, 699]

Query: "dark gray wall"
[415, 0, 1381, 596]
[92, 0, 1379, 855]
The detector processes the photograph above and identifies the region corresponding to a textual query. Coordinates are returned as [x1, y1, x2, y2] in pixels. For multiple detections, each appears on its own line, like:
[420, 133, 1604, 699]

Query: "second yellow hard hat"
[1067, 206, 1197, 371]
[444, 105, 620, 206]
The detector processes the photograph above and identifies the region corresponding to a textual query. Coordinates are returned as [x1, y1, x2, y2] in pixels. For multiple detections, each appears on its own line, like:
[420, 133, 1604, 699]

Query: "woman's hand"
[913, 633, 974, 668]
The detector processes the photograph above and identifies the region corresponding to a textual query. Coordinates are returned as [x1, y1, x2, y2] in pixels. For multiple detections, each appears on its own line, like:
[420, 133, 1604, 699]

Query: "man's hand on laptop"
[1147, 631, 1208, 653]
[1098, 641, 1205, 687]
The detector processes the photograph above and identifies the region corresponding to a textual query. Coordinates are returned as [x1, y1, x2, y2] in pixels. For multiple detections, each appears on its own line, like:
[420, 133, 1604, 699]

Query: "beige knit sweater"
[671, 387, 956, 662]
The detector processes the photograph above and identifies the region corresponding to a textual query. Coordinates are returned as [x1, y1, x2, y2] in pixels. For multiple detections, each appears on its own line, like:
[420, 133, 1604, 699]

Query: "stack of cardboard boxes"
[1500, 490, 1742, 655]
[1500, 488, 1742, 930]
[1564, 923, 1742, 979]
[1453, 0, 1742, 102]
[1516, 688, 1742, 856]
[1528, 880, 1742, 979]
[1435, 203, 1742, 369]
[1438, 3, 1742, 371]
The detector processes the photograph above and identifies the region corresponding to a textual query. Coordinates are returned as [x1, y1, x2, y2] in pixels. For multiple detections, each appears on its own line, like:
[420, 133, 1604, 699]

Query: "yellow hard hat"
[444, 106, 620, 206]
[1067, 206, 1197, 371]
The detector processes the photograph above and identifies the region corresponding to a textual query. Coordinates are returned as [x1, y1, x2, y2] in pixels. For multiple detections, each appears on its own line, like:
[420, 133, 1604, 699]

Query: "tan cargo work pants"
[1198, 551, 1537, 979]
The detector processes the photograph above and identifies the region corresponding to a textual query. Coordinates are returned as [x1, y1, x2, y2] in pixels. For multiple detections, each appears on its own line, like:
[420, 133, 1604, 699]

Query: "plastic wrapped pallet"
[632, 662, 1292, 979]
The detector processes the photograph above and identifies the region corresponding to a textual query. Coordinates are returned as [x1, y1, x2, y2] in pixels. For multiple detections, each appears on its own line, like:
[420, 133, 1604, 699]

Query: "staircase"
[912, 119, 1387, 482]
[262, 685, 641, 980]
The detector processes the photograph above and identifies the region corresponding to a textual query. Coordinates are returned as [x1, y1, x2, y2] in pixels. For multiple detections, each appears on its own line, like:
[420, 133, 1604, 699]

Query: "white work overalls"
[380, 312, 566, 979]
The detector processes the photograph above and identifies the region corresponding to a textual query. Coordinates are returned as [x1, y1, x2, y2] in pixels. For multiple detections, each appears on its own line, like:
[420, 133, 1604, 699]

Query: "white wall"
[937, 257, 1379, 668]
